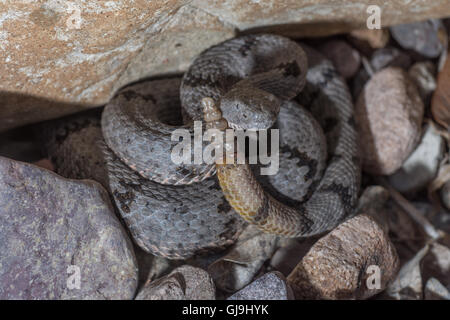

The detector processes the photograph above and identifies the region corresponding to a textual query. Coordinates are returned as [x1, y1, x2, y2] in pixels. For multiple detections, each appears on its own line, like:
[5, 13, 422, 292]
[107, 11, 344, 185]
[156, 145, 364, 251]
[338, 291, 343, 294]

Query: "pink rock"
[287, 214, 399, 300]
[355, 67, 424, 175]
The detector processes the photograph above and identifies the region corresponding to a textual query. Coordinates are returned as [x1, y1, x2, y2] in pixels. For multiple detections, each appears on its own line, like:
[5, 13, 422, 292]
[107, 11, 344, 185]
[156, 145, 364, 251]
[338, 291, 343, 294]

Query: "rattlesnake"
[101, 34, 361, 258]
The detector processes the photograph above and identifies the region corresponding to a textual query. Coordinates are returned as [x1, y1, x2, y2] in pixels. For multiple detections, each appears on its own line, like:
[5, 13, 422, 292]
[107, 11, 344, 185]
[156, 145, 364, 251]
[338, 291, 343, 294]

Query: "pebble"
[387, 242, 450, 300]
[0, 156, 137, 299]
[422, 243, 450, 289]
[389, 124, 444, 193]
[408, 61, 437, 101]
[432, 52, 450, 128]
[385, 245, 429, 300]
[318, 40, 361, 79]
[208, 225, 279, 293]
[135, 265, 215, 300]
[355, 67, 424, 175]
[287, 214, 399, 300]
[370, 47, 412, 72]
[227, 272, 294, 300]
[424, 278, 450, 300]
[390, 19, 446, 58]
[349, 28, 390, 49]
[357, 47, 412, 101]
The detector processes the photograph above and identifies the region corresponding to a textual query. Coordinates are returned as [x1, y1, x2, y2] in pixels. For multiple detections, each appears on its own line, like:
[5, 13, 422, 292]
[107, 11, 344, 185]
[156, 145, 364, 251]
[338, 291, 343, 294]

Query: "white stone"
[389, 124, 444, 193]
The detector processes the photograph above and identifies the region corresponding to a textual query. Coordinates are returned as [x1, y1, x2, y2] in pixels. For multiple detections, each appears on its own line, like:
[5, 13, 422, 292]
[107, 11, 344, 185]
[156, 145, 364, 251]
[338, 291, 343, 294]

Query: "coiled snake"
[101, 34, 361, 258]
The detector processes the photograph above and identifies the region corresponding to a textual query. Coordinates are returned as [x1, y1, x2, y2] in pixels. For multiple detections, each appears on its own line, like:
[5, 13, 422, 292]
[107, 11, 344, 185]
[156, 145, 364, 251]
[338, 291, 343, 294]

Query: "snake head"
[202, 97, 229, 131]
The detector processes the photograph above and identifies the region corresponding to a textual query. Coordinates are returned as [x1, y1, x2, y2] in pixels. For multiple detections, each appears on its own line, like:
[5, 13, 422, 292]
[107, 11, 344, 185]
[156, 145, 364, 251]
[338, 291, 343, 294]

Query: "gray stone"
[422, 243, 450, 290]
[0, 156, 138, 299]
[389, 124, 444, 193]
[370, 47, 412, 72]
[390, 243, 450, 300]
[385, 245, 429, 300]
[424, 278, 450, 300]
[390, 19, 446, 58]
[228, 272, 294, 300]
[135, 265, 215, 300]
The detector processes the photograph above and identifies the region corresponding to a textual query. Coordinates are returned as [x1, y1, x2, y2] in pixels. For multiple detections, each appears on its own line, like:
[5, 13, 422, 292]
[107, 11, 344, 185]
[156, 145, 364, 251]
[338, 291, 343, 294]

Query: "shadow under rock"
[239, 20, 360, 39]
[0, 90, 95, 133]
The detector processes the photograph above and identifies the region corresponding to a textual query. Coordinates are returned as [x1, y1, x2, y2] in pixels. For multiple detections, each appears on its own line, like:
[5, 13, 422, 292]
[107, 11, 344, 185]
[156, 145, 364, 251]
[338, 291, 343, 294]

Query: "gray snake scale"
[101, 34, 361, 259]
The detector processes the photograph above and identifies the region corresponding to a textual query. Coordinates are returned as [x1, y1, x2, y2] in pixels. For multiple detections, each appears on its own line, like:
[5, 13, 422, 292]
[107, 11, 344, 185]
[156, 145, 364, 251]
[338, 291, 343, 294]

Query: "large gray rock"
[2, 1, 450, 131]
[0, 157, 138, 299]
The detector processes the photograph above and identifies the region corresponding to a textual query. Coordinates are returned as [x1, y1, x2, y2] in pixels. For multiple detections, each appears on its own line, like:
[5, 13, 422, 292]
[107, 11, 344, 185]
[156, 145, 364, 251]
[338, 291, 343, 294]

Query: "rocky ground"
[0, 18, 450, 300]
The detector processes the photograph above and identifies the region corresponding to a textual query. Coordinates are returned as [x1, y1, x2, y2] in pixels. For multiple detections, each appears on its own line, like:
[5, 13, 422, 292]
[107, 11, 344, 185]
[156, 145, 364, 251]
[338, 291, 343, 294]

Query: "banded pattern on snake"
[101, 34, 361, 258]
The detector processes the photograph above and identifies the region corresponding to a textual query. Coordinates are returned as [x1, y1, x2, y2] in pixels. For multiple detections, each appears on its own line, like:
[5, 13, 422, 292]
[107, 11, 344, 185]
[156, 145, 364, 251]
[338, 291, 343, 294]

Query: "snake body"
[102, 78, 244, 259]
[101, 34, 361, 258]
